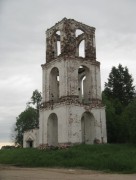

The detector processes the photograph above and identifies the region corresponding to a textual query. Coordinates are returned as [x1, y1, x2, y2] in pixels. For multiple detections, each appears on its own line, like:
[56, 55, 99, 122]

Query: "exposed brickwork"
[46, 18, 96, 63]
[23, 18, 107, 148]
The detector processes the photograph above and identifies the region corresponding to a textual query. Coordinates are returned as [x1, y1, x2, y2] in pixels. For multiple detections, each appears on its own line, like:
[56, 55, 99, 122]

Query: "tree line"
[103, 64, 136, 143]
[14, 64, 136, 146]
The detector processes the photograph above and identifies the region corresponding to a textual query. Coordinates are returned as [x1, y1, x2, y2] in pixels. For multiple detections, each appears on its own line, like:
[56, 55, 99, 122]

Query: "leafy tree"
[14, 90, 42, 146]
[103, 64, 135, 143]
[30, 89, 42, 110]
[15, 107, 38, 146]
[104, 64, 135, 106]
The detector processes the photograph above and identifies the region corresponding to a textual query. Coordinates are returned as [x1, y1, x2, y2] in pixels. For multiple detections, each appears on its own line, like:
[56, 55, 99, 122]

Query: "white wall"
[23, 129, 39, 148]
[39, 103, 107, 146]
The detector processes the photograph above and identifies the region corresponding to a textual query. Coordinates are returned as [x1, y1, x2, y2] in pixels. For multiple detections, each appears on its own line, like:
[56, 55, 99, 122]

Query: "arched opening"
[56, 31, 61, 56]
[81, 76, 86, 95]
[51, 30, 61, 58]
[26, 137, 34, 148]
[57, 41, 61, 56]
[81, 112, 95, 144]
[76, 29, 85, 58]
[79, 40, 85, 58]
[78, 66, 90, 103]
[27, 140, 33, 148]
[49, 67, 59, 102]
[76, 29, 84, 37]
[47, 113, 58, 146]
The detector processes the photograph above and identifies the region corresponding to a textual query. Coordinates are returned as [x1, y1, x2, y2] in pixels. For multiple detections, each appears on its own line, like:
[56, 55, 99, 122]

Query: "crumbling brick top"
[46, 18, 95, 35]
[46, 18, 96, 63]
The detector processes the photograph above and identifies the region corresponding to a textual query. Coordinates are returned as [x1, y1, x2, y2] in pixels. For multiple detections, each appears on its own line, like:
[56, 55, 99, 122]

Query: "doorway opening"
[47, 113, 58, 146]
[81, 112, 95, 144]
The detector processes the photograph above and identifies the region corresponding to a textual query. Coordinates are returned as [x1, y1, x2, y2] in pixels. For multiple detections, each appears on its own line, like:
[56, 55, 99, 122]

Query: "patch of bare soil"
[0, 165, 136, 180]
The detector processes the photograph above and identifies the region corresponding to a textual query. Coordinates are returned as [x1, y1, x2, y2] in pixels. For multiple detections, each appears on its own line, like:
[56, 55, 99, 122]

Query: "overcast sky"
[0, 0, 136, 147]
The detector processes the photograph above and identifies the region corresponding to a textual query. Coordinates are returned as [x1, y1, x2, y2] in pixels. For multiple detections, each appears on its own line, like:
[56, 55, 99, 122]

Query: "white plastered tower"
[39, 18, 107, 147]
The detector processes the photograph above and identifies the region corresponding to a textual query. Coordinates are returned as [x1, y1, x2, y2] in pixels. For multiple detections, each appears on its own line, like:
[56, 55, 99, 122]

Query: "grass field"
[0, 144, 136, 173]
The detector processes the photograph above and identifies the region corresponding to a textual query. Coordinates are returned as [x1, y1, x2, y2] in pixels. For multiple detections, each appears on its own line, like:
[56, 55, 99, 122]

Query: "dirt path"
[0, 165, 136, 180]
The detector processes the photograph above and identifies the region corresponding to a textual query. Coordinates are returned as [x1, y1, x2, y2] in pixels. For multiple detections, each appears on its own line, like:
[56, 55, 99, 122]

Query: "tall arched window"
[47, 113, 58, 146]
[49, 67, 59, 102]
[78, 65, 90, 103]
[81, 112, 95, 144]
[75, 29, 85, 58]
[79, 40, 85, 58]
[56, 31, 61, 56]
[51, 31, 61, 58]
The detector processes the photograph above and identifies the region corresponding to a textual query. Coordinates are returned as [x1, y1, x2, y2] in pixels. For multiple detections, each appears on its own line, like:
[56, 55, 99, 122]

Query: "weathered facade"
[23, 18, 107, 148]
[23, 129, 39, 148]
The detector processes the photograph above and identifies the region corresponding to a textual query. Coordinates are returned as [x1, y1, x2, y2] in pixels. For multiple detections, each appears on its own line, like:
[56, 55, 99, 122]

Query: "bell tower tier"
[46, 18, 96, 63]
[41, 58, 101, 104]
[39, 18, 107, 147]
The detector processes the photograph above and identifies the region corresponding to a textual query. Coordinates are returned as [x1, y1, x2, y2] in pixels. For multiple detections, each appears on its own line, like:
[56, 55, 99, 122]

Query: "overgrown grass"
[0, 144, 136, 173]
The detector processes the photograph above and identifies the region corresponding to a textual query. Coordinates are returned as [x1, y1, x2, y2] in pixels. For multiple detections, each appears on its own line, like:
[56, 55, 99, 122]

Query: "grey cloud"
[0, 0, 136, 146]
[0, 118, 16, 142]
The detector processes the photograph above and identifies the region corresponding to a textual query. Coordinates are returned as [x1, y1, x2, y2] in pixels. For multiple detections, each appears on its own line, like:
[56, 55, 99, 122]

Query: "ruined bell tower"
[39, 18, 107, 147]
